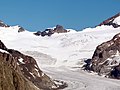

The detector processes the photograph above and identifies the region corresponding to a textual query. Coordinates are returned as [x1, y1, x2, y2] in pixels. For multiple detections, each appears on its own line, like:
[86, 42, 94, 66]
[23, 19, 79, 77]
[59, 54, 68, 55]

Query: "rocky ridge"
[98, 12, 120, 28]
[34, 25, 69, 36]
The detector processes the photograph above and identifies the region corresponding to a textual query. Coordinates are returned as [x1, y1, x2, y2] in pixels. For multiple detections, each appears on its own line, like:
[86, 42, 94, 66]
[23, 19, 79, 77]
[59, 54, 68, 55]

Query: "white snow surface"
[1, 25, 120, 90]
[113, 16, 120, 25]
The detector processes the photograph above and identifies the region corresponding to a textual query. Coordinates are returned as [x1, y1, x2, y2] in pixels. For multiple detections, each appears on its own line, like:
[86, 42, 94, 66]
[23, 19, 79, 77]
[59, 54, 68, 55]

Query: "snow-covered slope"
[1, 15, 120, 89]
[1, 25, 120, 67]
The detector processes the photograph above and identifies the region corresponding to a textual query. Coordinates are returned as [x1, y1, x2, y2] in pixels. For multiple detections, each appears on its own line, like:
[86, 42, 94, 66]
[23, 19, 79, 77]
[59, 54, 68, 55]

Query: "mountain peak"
[34, 25, 69, 36]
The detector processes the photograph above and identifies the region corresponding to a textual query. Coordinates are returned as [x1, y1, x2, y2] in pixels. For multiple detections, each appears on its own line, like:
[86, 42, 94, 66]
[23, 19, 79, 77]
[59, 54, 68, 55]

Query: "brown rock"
[89, 32, 120, 78]
[7, 49, 56, 90]
[0, 51, 40, 90]
[53, 25, 68, 33]
[0, 40, 66, 89]
[98, 13, 120, 28]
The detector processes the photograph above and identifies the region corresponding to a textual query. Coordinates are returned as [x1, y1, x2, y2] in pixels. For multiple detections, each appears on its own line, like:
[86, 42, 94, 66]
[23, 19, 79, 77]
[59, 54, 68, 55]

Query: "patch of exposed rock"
[84, 32, 120, 79]
[98, 13, 120, 28]
[0, 20, 10, 27]
[0, 40, 67, 90]
[0, 20, 25, 33]
[0, 49, 40, 90]
[34, 25, 69, 36]
[18, 26, 25, 33]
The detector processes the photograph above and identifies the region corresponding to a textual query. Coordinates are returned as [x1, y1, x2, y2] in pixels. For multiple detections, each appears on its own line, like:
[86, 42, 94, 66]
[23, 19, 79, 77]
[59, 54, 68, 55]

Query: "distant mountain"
[98, 12, 120, 28]
[34, 25, 70, 36]
[0, 20, 25, 32]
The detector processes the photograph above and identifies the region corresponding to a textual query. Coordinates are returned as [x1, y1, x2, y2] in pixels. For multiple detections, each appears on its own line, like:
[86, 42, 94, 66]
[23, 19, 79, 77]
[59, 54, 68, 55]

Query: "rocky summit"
[34, 25, 69, 36]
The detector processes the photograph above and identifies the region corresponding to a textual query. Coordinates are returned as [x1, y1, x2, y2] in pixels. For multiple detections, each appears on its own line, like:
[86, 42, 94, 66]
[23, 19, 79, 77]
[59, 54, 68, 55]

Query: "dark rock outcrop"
[34, 25, 69, 37]
[18, 26, 25, 33]
[53, 25, 68, 33]
[41, 29, 54, 36]
[0, 50, 39, 90]
[0, 40, 67, 90]
[98, 13, 120, 28]
[0, 20, 10, 27]
[0, 40, 7, 51]
[7, 49, 56, 90]
[34, 31, 41, 36]
[87, 32, 120, 79]
[0, 20, 25, 33]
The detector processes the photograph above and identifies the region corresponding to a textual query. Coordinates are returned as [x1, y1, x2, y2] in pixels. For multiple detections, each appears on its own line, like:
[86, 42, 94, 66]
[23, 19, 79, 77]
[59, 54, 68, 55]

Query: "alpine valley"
[0, 13, 120, 90]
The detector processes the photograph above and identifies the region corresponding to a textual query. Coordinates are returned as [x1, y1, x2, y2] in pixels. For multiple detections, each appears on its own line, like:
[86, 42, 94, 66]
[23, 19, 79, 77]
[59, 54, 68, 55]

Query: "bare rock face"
[53, 25, 68, 33]
[7, 49, 56, 90]
[0, 20, 9, 27]
[0, 50, 40, 90]
[0, 20, 25, 33]
[18, 26, 25, 33]
[90, 32, 120, 79]
[0, 40, 67, 90]
[34, 25, 68, 37]
[98, 13, 120, 28]
[0, 40, 7, 51]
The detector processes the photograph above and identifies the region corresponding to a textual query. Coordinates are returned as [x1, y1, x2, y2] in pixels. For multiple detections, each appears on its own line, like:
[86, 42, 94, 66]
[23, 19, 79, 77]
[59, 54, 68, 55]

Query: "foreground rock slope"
[0, 41, 40, 90]
[86, 32, 120, 79]
[34, 25, 69, 36]
[98, 12, 120, 28]
[0, 40, 67, 90]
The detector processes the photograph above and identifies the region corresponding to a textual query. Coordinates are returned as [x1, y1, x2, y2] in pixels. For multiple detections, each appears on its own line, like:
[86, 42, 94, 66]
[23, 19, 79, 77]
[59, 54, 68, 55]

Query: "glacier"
[0, 17, 120, 89]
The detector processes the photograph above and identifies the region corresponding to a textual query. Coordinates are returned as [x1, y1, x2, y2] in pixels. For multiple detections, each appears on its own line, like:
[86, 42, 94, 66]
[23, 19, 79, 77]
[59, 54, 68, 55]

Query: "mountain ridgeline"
[34, 25, 69, 36]
[98, 12, 120, 28]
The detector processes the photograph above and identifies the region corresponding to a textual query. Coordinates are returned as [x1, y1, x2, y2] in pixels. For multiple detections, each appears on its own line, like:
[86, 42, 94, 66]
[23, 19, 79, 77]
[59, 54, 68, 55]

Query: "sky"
[0, 0, 120, 31]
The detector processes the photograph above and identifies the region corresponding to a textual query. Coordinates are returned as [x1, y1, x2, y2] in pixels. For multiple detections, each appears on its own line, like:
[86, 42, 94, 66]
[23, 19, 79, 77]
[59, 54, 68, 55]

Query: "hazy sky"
[0, 0, 120, 31]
